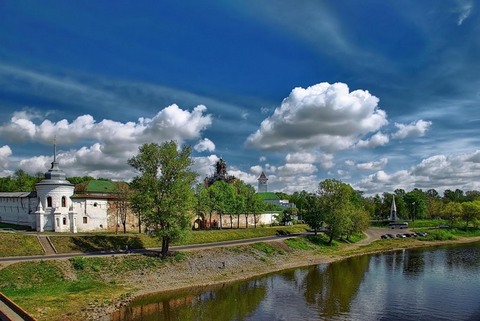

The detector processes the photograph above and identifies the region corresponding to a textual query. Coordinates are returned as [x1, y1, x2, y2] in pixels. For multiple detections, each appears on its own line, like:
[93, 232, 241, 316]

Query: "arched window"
[61, 196, 67, 207]
[63, 217, 67, 225]
[47, 196, 53, 207]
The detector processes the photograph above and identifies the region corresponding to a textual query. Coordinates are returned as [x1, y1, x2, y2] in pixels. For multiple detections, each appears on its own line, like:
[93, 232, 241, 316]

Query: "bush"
[422, 229, 456, 241]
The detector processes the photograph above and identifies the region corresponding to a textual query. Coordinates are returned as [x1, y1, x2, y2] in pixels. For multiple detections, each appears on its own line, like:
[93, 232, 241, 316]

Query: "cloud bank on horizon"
[1, 1, 480, 196]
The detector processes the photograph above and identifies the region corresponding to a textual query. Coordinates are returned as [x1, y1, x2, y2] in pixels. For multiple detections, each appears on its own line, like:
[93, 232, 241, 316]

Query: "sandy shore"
[85, 231, 480, 320]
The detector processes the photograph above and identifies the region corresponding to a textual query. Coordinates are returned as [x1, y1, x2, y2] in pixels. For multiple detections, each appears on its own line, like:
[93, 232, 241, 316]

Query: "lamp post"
[412, 202, 416, 230]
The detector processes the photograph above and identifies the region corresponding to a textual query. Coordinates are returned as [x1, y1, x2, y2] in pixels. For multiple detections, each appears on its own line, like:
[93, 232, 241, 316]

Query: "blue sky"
[0, 0, 479, 195]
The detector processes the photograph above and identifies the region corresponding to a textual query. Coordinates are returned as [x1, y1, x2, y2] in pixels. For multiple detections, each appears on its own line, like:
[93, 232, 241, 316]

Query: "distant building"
[203, 158, 236, 187]
[257, 171, 268, 192]
[257, 192, 295, 209]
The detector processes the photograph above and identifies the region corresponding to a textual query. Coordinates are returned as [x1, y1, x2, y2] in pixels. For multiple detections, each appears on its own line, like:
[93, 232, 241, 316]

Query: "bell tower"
[257, 171, 268, 192]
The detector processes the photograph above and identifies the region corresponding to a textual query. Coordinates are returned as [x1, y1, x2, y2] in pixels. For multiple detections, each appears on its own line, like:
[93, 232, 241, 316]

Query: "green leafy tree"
[442, 202, 463, 228]
[13, 169, 34, 191]
[128, 141, 196, 257]
[372, 194, 383, 220]
[425, 189, 443, 219]
[303, 193, 323, 235]
[208, 180, 235, 229]
[461, 201, 480, 229]
[443, 189, 465, 203]
[193, 183, 209, 229]
[291, 190, 310, 221]
[345, 207, 370, 241]
[245, 186, 264, 228]
[318, 179, 355, 245]
[276, 207, 297, 226]
[465, 190, 480, 202]
[233, 180, 248, 228]
[404, 189, 427, 221]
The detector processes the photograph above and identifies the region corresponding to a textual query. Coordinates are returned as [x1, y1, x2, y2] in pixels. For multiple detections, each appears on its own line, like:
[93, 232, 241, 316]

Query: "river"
[110, 242, 480, 321]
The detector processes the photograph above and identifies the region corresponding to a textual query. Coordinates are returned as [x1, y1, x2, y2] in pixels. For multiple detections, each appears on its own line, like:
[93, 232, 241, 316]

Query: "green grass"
[421, 229, 456, 241]
[409, 219, 449, 228]
[284, 237, 316, 250]
[250, 242, 285, 255]
[49, 235, 148, 254]
[0, 253, 186, 321]
[48, 225, 308, 254]
[0, 260, 115, 320]
[0, 233, 44, 256]
[180, 225, 308, 245]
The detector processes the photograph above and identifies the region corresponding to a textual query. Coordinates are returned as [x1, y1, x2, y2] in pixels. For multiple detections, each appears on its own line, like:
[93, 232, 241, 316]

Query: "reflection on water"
[111, 242, 480, 321]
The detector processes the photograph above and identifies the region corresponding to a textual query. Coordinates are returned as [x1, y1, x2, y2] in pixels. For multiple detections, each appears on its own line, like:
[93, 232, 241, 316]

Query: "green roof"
[256, 192, 279, 200]
[75, 180, 119, 194]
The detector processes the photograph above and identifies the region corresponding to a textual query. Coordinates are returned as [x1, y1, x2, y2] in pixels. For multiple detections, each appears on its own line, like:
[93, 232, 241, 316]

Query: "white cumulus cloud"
[392, 120, 432, 140]
[246, 82, 388, 153]
[0, 145, 13, 174]
[355, 150, 480, 195]
[356, 158, 388, 171]
[356, 132, 389, 148]
[4, 105, 213, 180]
[194, 138, 215, 152]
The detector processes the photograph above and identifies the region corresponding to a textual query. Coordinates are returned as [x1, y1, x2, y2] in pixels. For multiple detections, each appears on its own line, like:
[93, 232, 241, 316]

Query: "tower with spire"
[257, 171, 268, 192]
[35, 138, 76, 232]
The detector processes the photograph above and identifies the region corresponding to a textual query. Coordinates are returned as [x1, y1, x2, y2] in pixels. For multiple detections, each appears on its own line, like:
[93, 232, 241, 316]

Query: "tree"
[291, 190, 310, 221]
[441, 202, 462, 228]
[128, 141, 196, 257]
[111, 182, 131, 234]
[232, 180, 248, 228]
[404, 190, 427, 221]
[344, 207, 370, 242]
[193, 183, 209, 229]
[245, 186, 264, 228]
[425, 189, 443, 219]
[465, 190, 480, 202]
[208, 180, 235, 229]
[303, 193, 323, 235]
[443, 189, 465, 203]
[461, 201, 480, 229]
[318, 179, 355, 245]
[277, 207, 297, 226]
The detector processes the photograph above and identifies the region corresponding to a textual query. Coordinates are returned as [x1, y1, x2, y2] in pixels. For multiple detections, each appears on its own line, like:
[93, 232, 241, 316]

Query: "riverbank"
[87, 233, 480, 321]
[2, 231, 480, 321]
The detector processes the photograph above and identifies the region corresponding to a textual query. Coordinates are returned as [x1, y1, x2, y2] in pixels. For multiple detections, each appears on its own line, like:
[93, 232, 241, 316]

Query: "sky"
[0, 0, 479, 196]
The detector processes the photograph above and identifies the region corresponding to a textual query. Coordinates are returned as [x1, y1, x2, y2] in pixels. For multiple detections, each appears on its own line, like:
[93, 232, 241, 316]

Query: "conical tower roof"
[258, 171, 268, 180]
[36, 140, 73, 187]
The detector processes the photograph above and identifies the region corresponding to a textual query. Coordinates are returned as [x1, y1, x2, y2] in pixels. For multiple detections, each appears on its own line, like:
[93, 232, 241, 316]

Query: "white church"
[0, 147, 131, 233]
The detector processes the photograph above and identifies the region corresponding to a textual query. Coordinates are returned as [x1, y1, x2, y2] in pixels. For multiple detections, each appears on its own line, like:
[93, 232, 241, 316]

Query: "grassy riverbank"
[0, 225, 308, 257]
[1, 227, 480, 321]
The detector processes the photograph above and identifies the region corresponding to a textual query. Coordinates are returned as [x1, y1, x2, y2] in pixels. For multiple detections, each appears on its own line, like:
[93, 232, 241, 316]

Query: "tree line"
[4, 141, 480, 254]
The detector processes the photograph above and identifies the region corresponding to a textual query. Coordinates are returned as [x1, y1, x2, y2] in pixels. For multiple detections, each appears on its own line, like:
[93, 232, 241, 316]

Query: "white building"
[0, 149, 132, 233]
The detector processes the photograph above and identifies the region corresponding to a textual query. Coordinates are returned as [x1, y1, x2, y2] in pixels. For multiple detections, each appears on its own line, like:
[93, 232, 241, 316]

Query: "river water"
[110, 242, 480, 321]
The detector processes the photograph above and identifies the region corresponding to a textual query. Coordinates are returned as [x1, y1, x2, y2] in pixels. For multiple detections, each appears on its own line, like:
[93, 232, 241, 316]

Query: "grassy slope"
[0, 233, 44, 256]
[47, 225, 308, 254]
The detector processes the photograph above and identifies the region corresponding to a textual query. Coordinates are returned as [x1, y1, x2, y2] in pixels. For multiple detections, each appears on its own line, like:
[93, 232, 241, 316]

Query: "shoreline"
[91, 235, 480, 321]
